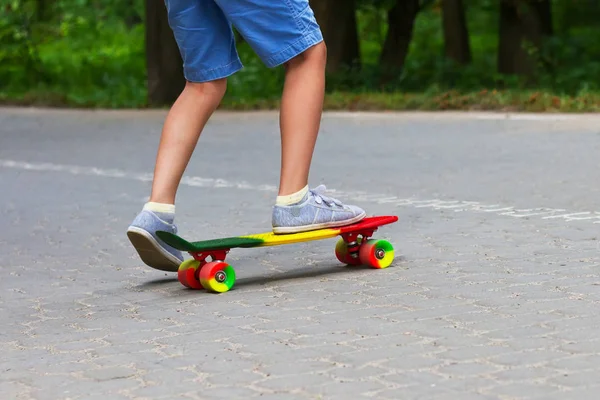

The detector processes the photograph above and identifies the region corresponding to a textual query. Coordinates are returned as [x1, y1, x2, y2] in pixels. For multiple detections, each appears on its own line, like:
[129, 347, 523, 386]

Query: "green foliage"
[0, 0, 46, 88]
[1, 0, 145, 107]
[1, 0, 600, 110]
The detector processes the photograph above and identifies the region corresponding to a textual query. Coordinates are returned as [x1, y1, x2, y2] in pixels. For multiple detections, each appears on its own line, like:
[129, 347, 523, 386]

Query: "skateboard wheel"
[178, 259, 203, 289]
[199, 261, 236, 293]
[359, 239, 394, 269]
[335, 238, 362, 265]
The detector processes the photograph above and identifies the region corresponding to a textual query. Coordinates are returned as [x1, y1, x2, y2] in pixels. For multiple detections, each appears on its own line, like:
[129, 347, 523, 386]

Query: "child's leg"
[216, 0, 366, 233]
[278, 42, 327, 196]
[128, 0, 242, 271]
[150, 79, 227, 205]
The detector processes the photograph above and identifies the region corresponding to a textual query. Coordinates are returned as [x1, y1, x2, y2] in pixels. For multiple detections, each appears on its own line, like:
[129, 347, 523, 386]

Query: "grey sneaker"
[127, 209, 184, 272]
[272, 185, 366, 234]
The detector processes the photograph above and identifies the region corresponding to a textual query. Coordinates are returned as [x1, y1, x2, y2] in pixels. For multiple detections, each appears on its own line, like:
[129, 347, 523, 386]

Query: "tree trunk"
[35, 0, 51, 22]
[379, 0, 420, 83]
[309, 0, 360, 73]
[535, 0, 553, 36]
[442, 0, 471, 64]
[145, 0, 186, 106]
[497, 0, 553, 80]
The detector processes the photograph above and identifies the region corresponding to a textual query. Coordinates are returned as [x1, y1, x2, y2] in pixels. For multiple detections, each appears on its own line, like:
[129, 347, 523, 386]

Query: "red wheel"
[177, 259, 203, 289]
[335, 238, 362, 265]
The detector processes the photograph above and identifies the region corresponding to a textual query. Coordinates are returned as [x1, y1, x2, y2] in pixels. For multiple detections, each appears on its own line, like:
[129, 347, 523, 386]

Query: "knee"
[284, 41, 327, 69]
[185, 77, 228, 98]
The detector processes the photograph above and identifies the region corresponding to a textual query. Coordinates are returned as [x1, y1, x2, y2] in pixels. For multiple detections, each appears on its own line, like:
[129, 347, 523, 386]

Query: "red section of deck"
[338, 216, 398, 234]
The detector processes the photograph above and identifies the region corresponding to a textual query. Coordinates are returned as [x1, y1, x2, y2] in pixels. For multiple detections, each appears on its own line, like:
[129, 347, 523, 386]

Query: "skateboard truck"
[341, 227, 376, 260]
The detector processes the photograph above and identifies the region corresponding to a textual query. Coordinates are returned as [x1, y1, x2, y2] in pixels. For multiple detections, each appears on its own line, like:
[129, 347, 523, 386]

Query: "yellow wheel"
[199, 261, 236, 293]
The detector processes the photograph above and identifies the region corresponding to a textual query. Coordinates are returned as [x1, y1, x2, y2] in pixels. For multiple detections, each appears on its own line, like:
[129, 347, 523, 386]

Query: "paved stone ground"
[2, 108, 600, 399]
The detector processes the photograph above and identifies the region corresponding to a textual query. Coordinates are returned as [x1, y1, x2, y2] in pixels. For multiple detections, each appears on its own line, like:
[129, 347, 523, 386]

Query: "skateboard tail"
[157, 230, 267, 252]
[156, 230, 199, 252]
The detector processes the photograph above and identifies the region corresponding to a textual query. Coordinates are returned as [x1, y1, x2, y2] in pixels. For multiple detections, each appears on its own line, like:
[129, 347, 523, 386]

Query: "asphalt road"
[2, 108, 600, 399]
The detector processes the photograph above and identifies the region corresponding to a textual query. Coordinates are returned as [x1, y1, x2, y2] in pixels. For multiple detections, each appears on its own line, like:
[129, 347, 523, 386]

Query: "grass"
[223, 90, 600, 113]
[3, 88, 599, 113]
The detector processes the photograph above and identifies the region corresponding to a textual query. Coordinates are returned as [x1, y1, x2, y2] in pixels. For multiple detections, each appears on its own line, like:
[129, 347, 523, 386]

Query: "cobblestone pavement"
[2, 108, 600, 399]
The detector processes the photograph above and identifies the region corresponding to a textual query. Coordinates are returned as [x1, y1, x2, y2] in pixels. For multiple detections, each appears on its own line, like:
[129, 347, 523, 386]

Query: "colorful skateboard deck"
[156, 215, 398, 293]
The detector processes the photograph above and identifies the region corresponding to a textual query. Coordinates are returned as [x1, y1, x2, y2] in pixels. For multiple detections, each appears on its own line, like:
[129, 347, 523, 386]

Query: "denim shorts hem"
[184, 58, 243, 83]
[264, 28, 324, 68]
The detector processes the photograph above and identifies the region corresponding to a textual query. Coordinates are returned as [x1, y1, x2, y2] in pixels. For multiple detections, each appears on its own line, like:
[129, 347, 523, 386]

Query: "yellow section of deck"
[240, 227, 341, 247]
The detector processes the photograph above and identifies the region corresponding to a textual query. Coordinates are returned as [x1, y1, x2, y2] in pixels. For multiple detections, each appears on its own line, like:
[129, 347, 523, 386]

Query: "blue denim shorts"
[164, 0, 324, 82]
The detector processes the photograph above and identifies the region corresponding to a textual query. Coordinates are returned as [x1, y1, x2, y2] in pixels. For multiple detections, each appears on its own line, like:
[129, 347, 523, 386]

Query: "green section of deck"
[186, 236, 265, 251]
[157, 231, 264, 252]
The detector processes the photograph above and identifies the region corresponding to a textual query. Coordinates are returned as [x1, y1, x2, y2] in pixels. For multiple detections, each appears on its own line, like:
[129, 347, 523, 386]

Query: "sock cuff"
[144, 202, 175, 214]
[276, 185, 309, 206]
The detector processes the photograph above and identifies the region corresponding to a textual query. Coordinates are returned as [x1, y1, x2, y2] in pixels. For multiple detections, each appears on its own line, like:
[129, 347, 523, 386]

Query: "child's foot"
[272, 185, 366, 234]
[126, 203, 184, 272]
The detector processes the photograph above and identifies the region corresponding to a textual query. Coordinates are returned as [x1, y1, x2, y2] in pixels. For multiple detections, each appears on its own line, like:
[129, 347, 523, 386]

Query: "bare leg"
[127, 78, 227, 272]
[271, 41, 365, 234]
[149, 78, 228, 205]
[278, 42, 327, 196]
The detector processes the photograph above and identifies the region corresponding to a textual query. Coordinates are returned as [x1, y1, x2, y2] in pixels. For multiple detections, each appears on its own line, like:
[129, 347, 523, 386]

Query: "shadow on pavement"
[134, 258, 403, 293]
[136, 277, 178, 287]
[235, 263, 390, 289]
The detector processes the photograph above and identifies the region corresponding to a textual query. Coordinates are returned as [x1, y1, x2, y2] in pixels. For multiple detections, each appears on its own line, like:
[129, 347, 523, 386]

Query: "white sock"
[276, 185, 309, 206]
[144, 202, 175, 214]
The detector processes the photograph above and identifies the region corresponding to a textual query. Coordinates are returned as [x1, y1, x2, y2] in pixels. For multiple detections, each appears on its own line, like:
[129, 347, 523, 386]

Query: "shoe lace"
[309, 185, 343, 208]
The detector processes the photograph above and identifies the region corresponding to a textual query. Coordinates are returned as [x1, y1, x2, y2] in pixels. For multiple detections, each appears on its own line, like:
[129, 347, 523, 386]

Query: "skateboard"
[156, 215, 398, 293]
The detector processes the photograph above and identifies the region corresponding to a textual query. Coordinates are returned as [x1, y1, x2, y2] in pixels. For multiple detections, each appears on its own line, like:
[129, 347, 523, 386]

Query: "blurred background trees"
[2, 0, 600, 109]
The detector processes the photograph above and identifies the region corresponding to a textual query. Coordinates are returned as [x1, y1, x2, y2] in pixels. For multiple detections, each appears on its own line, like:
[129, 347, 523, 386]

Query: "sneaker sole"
[127, 227, 182, 272]
[272, 212, 367, 234]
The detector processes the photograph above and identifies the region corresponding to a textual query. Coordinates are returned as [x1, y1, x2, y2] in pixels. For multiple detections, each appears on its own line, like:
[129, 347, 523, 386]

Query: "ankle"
[143, 202, 176, 224]
[144, 202, 175, 214]
[276, 185, 309, 206]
